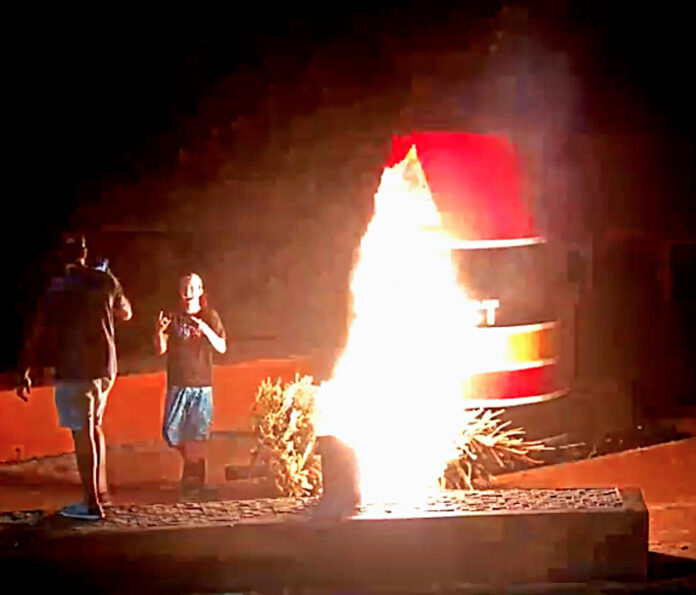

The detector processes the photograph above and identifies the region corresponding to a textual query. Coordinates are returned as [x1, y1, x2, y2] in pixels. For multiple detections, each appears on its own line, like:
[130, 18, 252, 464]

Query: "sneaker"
[58, 502, 104, 521]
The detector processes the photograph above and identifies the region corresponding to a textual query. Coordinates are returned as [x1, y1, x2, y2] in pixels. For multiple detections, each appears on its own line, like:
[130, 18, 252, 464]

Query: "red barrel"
[389, 132, 566, 409]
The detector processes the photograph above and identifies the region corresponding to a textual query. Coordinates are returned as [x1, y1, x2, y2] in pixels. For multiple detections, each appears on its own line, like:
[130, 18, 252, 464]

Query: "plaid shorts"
[162, 386, 213, 447]
[54, 377, 114, 431]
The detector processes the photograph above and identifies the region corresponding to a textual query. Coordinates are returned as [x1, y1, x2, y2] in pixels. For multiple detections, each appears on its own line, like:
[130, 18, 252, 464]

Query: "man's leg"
[94, 377, 114, 499]
[95, 424, 108, 497]
[54, 380, 103, 519]
[72, 424, 100, 511]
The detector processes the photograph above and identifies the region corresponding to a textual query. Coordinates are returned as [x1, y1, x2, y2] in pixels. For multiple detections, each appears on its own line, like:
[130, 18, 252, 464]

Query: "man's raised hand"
[16, 369, 31, 402]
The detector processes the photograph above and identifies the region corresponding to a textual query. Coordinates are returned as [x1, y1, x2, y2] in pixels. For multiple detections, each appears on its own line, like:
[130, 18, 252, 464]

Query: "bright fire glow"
[315, 147, 481, 502]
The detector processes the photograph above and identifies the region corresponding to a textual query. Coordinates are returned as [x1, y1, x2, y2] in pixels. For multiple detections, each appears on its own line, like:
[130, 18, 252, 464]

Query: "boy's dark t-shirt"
[166, 307, 225, 387]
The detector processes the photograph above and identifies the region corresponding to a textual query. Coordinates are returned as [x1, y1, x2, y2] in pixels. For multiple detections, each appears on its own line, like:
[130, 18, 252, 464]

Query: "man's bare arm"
[16, 300, 47, 401]
[114, 295, 133, 321]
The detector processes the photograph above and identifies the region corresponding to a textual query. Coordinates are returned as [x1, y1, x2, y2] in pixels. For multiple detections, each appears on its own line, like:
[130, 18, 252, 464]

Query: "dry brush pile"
[442, 408, 548, 490]
[251, 375, 548, 497]
[250, 375, 323, 497]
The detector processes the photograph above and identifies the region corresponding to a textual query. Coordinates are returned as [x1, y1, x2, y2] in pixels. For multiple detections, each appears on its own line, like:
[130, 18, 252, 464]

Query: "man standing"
[154, 272, 226, 497]
[17, 233, 132, 520]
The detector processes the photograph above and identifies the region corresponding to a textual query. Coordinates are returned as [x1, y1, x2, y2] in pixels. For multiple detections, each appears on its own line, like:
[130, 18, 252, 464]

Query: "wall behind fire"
[0, 359, 311, 464]
[68, 82, 406, 379]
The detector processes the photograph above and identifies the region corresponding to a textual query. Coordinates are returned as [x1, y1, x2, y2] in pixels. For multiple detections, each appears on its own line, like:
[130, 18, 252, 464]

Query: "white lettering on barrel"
[470, 299, 500, 326]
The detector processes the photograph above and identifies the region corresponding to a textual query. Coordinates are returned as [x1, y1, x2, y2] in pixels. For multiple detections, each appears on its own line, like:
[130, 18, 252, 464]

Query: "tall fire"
[252, 132, 562, 507]
[314, 146, 482, 503]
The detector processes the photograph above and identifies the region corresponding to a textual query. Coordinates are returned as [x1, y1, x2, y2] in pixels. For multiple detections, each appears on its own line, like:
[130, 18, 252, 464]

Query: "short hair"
[180, 272, 203, 287]
[60, 232, 87, 263]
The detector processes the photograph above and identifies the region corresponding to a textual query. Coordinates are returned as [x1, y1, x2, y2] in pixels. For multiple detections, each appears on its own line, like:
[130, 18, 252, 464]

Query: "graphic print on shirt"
[174, 315, 202, 340]
[166, 308, 225, 388]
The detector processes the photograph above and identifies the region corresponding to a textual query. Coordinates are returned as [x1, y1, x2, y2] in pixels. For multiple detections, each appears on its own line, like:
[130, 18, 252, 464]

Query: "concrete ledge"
[0, 489, 648, 591]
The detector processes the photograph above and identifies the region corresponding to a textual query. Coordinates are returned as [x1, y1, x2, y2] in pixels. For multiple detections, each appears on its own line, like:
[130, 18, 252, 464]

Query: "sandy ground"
[493, 437, 696, 567]
[0, 432, 275, 511]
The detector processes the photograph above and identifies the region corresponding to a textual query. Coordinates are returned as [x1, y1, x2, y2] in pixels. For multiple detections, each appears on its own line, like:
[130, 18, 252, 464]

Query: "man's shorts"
[54, 377, 115, 431]
[162, 386, 213, 447]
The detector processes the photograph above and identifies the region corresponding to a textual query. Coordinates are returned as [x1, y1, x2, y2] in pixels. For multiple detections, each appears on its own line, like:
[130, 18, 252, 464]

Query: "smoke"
[404, 5, 584, 242]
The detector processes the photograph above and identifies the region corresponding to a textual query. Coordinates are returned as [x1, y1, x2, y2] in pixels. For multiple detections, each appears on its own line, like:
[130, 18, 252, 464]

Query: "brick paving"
[0, 486, 641, 565]
[0, 495, 319, 542]
[0, 488, 631, 539]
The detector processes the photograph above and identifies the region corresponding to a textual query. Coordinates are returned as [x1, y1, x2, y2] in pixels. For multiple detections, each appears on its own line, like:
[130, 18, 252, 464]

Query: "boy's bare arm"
[154, 310, 171, 355]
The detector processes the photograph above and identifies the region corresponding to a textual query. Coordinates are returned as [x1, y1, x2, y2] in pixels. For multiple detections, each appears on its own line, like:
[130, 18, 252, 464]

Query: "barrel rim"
[463, 389, 568, 409]
[448, 236, 546, 250]
[473, 321, 558, 333]
[469, 357, 558, 374]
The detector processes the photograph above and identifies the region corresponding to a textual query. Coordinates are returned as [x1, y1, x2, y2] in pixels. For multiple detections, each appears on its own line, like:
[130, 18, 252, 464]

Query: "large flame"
[315, 147, 479, 502]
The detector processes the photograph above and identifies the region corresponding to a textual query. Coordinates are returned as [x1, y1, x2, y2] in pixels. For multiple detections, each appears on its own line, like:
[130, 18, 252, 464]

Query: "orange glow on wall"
[0, 358, 311, 463]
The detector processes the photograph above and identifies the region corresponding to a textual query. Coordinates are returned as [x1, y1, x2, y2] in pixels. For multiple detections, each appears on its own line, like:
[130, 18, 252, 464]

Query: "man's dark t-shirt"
[44, 265, 128, 381]
[166, 308, 225, 387]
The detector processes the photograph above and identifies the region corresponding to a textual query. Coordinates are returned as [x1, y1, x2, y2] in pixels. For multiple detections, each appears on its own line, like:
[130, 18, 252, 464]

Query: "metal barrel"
[388, 132, 567, 416]
[452, 241, 565, 409]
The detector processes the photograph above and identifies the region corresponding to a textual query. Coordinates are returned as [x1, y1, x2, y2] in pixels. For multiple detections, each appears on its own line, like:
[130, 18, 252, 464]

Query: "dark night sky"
[11, 4, 692, 219]
[3, 2, 694, 373]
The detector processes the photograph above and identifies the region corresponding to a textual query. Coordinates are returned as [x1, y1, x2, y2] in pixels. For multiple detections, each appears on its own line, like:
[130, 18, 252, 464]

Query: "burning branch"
[442, 408, 550, 490]
[251, 377, 549, 497]
[250, 375, 322, 497]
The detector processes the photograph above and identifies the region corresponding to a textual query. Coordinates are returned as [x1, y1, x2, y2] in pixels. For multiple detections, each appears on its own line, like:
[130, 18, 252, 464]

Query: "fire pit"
[0, 487, 647, 591]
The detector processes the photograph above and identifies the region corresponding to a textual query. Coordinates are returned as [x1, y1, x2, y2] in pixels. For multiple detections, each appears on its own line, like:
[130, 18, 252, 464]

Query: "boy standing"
[155, 272, 226, 496]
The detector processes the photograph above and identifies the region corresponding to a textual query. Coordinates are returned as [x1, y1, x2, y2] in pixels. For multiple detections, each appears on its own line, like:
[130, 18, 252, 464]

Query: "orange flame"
[315, 147, 480, 502]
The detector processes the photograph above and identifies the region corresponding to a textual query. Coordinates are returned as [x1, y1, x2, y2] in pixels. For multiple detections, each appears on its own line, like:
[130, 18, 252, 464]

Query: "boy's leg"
[184, 388, 212, 489]
[166, 387, 212, 497]
[179, 442, 205, 495]
[181, 441, 207, 486]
